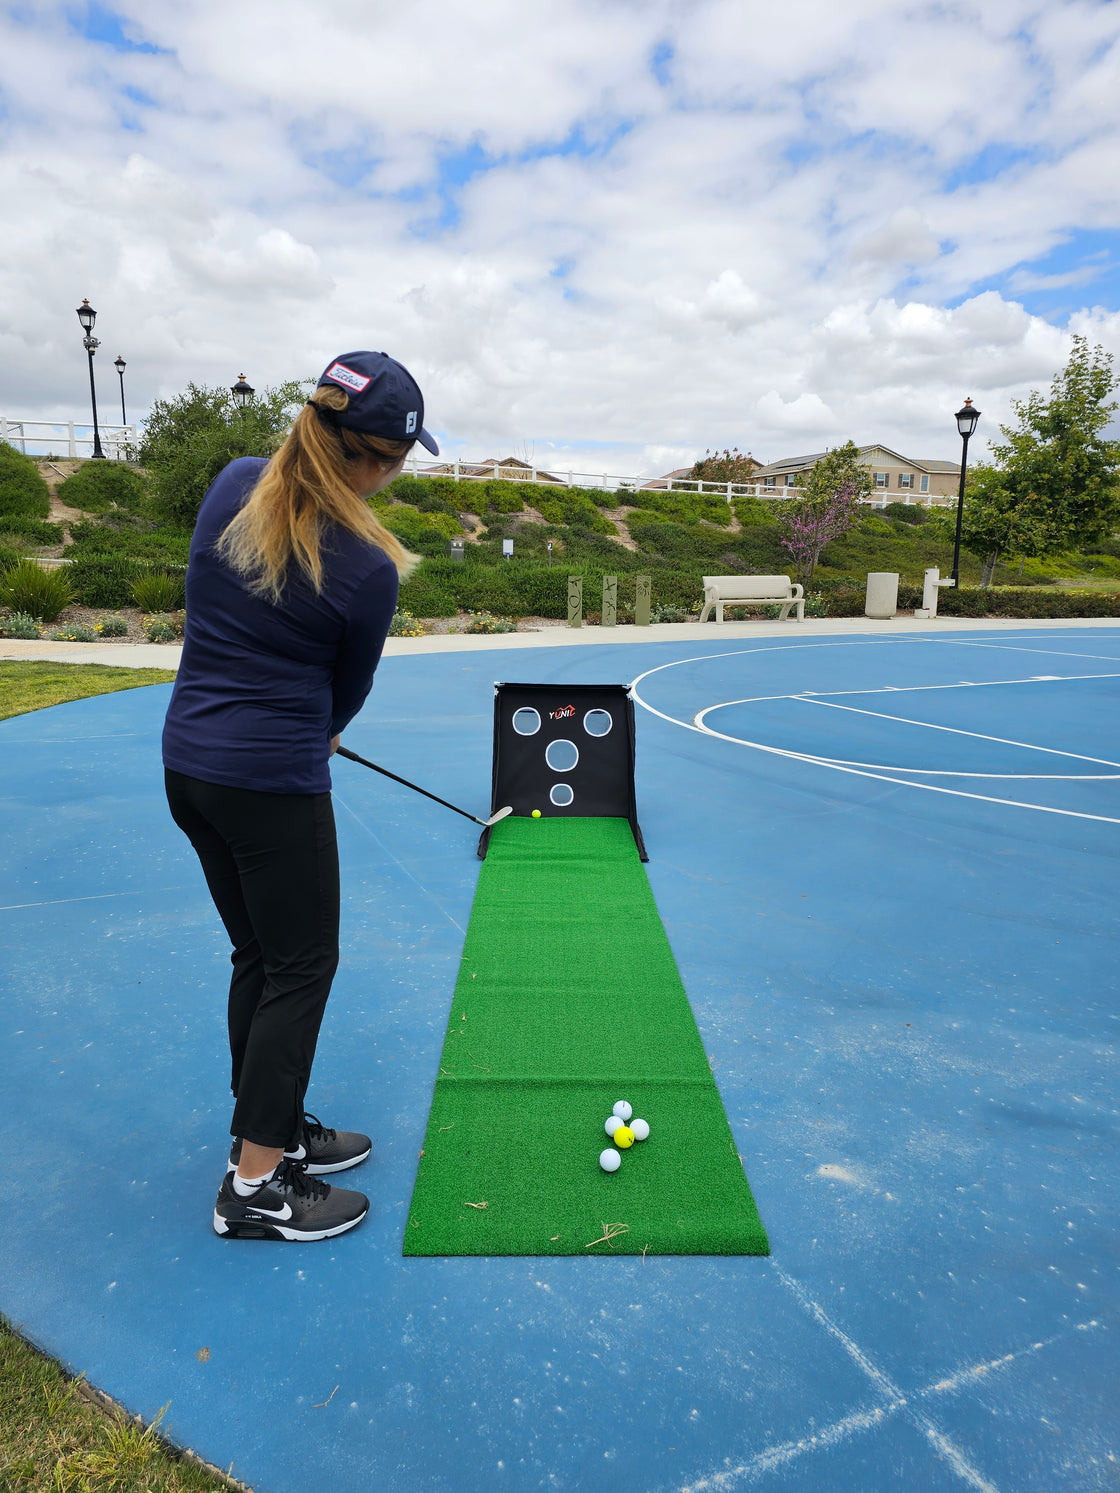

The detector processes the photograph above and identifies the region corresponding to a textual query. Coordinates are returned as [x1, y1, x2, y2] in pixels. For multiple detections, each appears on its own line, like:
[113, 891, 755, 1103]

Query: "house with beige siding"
[753, 445, 960, 505]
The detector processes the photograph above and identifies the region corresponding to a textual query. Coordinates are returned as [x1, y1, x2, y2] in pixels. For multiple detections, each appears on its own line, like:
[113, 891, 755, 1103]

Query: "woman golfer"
[162, 351, 437, 1241]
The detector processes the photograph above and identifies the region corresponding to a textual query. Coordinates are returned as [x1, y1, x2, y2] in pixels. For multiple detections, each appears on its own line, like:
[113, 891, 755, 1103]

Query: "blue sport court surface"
[2, 624, 1117, 1492]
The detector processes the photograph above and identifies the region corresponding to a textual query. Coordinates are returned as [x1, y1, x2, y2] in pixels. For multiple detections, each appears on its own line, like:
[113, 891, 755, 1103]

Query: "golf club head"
[485, 806, 514, 827]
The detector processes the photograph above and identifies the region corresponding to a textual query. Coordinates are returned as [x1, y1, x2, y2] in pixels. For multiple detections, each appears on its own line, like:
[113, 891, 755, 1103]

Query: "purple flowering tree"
[779, 477, 862, 592]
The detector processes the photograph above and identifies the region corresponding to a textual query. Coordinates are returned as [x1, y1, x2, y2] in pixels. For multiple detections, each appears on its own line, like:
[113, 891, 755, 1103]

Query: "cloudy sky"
[1, 0, 1118, 477]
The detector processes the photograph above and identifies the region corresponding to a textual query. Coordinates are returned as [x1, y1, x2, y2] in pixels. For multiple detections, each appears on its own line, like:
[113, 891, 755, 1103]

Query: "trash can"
[865, 572, 899, 619]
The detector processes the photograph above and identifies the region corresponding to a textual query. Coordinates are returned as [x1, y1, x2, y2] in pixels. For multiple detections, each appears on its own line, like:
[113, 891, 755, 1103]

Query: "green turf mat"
[403, 817, 769, 1256]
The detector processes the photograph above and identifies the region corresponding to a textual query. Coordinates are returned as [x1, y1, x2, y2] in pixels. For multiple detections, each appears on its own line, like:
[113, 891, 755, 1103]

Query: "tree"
[960, 462, 1052, 586]
[689, 447, 759, 486]
[969, 337, 1120, 576]
[802, 440, 874, 507]
[140, 379, 307, 526]
[779, 478, 862, 591]
[775, 440, 868, 590]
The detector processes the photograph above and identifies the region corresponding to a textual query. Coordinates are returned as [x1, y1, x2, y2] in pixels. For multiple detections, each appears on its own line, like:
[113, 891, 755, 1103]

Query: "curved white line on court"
[692, 695, 1120, 778]
[630, 644, 1120, 824]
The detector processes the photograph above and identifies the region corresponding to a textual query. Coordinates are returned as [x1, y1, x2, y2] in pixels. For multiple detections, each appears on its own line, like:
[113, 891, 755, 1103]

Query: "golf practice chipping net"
[404, 685, 769, 1258]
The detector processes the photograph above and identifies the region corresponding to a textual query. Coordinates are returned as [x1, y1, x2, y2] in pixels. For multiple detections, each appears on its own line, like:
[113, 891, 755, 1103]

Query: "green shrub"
[67, 554, 146, 607]
[57, 461, 147, 513]
[805, 591, 830, 618]
[144, 615, 181, 642]
[732, 495, 781, 527]
[465, 610, 516, 633]
[0, 444, 50, 518]
[387, 609, 425, 637]
[0, 543, 20, 572]
[95, 613, 130, 637]
[66, 518, 192, 567]
[881, 501, 927, 525]
[132, 570, 186, 611]
[0, 515, 63, 545]
[373, 502, 463, 558]
[0, 559, 73, 621]
[0, 610, 41, 638]
[650, 603, 689, 623]
[50, 623, 99, 642]
[627, 490, 733, 527]
[536, 492, 617, 534]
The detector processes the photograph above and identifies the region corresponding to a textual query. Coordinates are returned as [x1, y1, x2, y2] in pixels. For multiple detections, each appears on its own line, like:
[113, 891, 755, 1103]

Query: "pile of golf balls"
[599, 1099, 650, 1172]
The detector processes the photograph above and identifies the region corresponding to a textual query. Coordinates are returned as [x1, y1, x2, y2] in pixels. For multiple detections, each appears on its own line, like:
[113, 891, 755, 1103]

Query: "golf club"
[336, 745, 513, 829]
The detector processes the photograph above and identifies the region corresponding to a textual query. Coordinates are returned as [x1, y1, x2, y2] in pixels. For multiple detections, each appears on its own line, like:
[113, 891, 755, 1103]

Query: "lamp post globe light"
[114, 355, 127, 427]
[950, 397, 981, 587]
[230, 374, 255, 409]
[76, 298, 105, 459]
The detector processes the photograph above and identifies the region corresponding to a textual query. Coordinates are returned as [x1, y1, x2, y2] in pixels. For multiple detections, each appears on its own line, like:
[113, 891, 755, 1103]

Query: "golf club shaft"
[336, 745, 488, 827]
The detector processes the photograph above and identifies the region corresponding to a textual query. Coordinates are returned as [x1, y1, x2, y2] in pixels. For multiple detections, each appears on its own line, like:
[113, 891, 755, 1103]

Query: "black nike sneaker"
[228, 1113, 372, 1176]
[213, 1158, 368, 1241]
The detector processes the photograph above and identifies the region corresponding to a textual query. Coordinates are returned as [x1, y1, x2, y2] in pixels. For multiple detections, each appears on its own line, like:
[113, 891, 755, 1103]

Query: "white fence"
[399, 455, 806, 501]
[2, 417, 819, 499]
[0, 416, 137, 460]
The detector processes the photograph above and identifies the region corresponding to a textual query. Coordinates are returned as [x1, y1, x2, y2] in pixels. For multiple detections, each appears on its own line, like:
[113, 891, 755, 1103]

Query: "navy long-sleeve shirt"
[162, 457, 398, 794]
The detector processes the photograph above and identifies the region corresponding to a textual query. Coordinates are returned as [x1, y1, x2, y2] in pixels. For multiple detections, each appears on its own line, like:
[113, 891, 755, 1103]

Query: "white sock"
[231, 1167, 276, 1198]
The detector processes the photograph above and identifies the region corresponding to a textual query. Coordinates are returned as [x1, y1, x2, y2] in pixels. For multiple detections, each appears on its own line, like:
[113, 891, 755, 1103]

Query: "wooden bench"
[699, 575, 805, 623]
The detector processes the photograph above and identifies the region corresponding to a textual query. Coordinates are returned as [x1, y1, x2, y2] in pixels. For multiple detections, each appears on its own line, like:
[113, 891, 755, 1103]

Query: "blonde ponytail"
[216, 384, 418, 604]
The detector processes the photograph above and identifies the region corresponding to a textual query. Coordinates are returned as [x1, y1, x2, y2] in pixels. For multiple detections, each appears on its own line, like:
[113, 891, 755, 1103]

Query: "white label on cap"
[405, 410, 417, 433]
[324, 362, 370, 393]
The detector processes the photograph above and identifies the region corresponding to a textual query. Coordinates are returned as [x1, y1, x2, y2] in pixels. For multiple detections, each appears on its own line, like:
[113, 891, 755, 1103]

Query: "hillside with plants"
[3, 342, 1120, 634]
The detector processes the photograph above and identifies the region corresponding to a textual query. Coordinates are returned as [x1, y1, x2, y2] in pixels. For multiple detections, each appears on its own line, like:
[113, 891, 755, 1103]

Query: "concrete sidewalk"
[2, 613, 1119, 670]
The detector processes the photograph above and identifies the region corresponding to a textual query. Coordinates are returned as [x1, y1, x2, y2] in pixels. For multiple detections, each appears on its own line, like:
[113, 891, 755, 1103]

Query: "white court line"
[692, 721, 1120, 825]
[631, 670, 1120, 825]
[705, 670, 1120, 706]
[793, 696, 1120, 768]
[691, 694, 1120, 778]
[677, 1309, 1103, 1492]
[0, 889, 183, 912]
[678, 1264, 1002, 1493]
[949, 639, 1120, 665]
[333, 793, 466, 934]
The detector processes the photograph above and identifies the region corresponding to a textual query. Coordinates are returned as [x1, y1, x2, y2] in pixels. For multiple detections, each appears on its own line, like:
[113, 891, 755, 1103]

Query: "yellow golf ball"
[613, 1125, 635, 1149]
[531, 809, 542, 818]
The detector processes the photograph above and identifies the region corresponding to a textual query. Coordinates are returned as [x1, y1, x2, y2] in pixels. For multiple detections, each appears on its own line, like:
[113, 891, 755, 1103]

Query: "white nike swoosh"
[244, 1202, 294, 1220]
[285, 1145, 307, 1160]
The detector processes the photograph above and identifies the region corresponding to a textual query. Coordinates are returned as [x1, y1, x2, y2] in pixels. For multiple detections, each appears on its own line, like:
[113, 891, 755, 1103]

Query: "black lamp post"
[949, 397, 981, 587]
[114, 355, 127, 427]
[230, 374, 255, 409]
[76, 299, 105, 459]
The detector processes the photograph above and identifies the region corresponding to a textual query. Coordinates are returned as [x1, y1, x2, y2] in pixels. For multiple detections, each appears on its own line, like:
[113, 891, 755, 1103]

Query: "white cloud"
[0, 0, 1118, 474]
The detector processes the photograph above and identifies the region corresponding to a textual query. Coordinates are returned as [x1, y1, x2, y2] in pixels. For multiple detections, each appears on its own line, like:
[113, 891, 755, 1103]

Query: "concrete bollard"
[864, 572, 899, 619]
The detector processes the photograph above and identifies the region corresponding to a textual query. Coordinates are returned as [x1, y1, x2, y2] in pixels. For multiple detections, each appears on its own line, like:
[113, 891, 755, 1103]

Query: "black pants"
[165, 769, 340, 1150]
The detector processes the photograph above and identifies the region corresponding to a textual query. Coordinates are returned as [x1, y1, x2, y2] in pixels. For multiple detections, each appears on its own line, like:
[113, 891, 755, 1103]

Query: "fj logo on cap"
[325, 362, 371, 394]
[405, 411, 418, 434]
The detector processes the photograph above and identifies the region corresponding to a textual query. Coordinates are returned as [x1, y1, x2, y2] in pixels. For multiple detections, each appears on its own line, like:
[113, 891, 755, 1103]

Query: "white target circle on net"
[583, 709, 613, 737]
[545, 739, 579, 772]
[512, 707, 541, 736]
[550, 783, 575, 806]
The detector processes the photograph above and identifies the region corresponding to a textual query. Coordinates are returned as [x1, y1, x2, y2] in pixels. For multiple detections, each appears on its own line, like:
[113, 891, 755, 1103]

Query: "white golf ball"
[599, 1149, 621, 1173]
[605, 1115, 623, 1137]
[630, 1117, 650, 1141]
[612, 1100, 633, 1121]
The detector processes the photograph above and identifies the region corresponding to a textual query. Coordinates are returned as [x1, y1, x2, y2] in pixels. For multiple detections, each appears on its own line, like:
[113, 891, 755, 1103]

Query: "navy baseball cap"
[315, 350, 439, 455]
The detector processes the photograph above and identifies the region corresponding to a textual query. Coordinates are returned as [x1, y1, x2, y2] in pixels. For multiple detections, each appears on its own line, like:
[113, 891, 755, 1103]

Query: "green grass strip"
[404, 817, 769, 1256]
